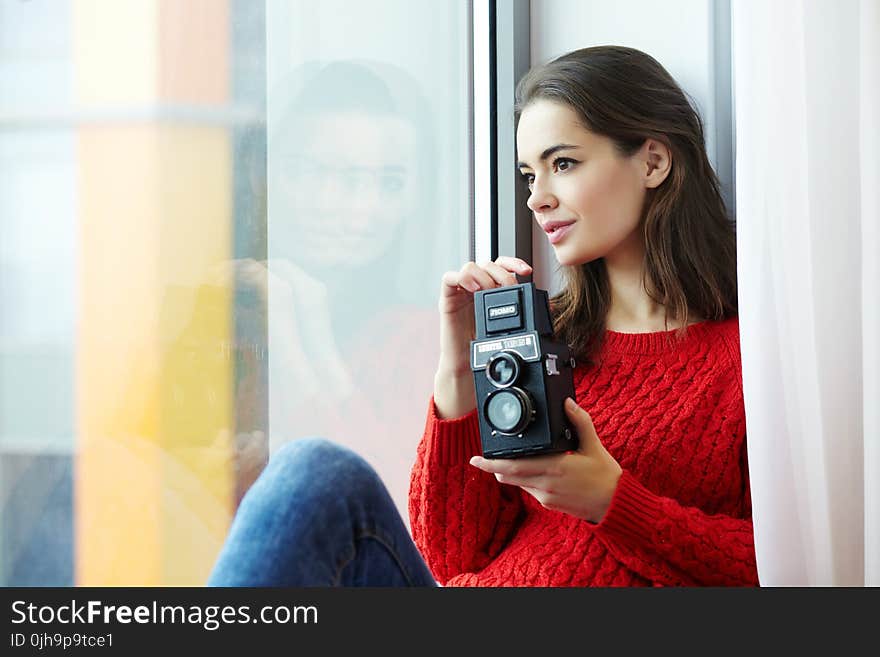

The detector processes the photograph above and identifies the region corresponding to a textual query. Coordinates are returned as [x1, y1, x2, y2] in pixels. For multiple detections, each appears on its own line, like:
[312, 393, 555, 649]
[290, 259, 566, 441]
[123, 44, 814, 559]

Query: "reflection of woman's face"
[272, 111, 418, 270]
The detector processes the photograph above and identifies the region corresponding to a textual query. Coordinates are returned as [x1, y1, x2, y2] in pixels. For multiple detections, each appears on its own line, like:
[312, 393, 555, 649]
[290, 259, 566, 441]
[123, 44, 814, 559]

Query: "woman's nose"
[525, 180, 558, 213]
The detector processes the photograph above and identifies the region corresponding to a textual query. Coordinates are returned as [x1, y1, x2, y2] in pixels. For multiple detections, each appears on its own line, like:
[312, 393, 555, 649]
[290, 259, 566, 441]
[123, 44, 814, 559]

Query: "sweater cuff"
[595, 470, 664, 548]
[424, 396, 482, 465]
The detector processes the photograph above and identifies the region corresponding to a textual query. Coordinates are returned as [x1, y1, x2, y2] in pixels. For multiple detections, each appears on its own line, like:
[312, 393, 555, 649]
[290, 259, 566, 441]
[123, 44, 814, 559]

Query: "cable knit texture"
[408, 317, 757, 586]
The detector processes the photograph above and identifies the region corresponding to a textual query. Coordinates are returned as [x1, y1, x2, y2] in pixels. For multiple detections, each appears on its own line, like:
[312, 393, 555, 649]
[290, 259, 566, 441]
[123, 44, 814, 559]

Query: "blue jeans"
[207, 437, 438, 587]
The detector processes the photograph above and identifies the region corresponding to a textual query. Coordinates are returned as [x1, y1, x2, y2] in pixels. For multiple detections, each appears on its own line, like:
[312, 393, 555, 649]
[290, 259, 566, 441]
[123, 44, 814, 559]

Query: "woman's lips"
[546, 222, 575, 245]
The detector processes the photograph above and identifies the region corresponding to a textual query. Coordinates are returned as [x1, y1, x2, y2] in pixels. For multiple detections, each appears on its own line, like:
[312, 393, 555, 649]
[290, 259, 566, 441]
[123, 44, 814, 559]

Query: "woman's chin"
[551, 246, 580, 267]
[552, 246, 600, 268]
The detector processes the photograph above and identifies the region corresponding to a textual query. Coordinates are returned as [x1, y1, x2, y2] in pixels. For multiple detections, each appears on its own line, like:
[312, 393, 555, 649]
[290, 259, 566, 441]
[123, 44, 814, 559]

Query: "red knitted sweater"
[408, 317, 757, 586]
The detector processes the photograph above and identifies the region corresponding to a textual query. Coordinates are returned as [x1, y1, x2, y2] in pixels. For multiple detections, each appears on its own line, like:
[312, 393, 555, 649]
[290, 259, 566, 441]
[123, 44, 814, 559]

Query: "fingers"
[469, 454, 561, 492]
[459, 262, 497, 291]
[493, 256, 532, 276]
[469, 454, 562, 479]
[565, 397, 593, 423]
[481, 260, 519, 287]
[564, 397, 582, 417]
[564, 398, 599, 452]
[441, 257, 532, 296]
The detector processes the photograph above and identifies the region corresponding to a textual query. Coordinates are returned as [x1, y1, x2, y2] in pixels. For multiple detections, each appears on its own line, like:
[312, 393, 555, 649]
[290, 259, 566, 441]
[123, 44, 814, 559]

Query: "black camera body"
[470, 282, 578, 459]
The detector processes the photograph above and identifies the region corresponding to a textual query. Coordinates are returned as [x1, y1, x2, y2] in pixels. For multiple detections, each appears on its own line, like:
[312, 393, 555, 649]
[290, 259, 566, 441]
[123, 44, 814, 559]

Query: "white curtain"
[732, 0, 879, 586]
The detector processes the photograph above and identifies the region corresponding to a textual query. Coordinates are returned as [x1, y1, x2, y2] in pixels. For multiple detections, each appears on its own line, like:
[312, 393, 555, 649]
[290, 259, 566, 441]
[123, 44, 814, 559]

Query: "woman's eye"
[554, 158, 576, 172]
[518, 159, 575, 187]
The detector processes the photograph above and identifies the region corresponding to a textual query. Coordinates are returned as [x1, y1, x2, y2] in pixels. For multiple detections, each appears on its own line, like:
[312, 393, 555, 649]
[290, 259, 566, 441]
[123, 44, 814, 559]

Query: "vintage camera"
[470, 281, 578, 459]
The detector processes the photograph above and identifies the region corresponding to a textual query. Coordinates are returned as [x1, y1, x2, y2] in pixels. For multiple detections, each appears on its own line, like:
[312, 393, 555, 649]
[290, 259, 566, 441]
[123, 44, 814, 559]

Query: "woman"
[208, 45, 757, 587]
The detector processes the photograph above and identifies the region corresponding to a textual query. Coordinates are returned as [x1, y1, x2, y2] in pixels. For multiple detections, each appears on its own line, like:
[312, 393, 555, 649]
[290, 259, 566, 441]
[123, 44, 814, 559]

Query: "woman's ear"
[642, 138, 672, 189]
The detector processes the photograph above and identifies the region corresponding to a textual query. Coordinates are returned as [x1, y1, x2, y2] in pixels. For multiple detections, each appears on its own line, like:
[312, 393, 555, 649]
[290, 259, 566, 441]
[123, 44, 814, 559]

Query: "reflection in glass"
[225, 60, 442, 520]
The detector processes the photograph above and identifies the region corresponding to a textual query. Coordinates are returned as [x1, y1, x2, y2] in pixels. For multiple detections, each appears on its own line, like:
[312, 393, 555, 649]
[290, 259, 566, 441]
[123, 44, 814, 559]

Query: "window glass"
[0, 0, 469, 585]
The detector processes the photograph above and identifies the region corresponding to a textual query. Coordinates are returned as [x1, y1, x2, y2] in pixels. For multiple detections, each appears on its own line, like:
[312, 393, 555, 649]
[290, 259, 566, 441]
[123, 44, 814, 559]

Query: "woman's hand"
[468, 398, 623, 524]
[437, 256, 533, 374]
[433, 257, 532, 419]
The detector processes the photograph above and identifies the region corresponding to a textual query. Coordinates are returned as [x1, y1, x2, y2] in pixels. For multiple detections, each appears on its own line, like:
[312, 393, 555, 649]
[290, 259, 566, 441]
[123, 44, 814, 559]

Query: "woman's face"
[272, 110, 418, 270]
[516, 100, 649, 267]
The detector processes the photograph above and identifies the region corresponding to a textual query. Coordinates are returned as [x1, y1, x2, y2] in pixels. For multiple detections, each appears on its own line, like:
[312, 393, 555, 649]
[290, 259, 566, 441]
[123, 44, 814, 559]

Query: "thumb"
[564, 397, 599, 453]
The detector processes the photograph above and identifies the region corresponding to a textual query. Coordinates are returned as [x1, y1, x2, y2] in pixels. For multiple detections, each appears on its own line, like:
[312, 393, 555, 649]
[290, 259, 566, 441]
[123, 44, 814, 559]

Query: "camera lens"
[485, 351, 520, 388]
[485, 388, 534, 436]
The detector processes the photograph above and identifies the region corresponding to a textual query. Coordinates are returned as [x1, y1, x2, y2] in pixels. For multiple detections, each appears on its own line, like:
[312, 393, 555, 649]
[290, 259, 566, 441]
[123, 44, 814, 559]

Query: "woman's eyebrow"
[516, 143, 580, 168]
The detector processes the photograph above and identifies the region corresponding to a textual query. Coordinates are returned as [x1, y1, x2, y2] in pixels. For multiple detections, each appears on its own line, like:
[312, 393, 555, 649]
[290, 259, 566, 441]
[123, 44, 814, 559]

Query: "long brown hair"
[514, 46, 737, 365]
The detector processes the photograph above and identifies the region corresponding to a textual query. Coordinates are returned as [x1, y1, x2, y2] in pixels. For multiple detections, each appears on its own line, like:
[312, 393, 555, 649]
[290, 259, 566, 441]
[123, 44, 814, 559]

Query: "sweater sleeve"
[408, 397, 525, 584]
[592, 441, 758, 586]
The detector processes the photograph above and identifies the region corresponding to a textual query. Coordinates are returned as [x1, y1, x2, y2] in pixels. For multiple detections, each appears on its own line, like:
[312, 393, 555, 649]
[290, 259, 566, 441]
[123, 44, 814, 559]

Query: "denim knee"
[253, 437, 387, 511]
